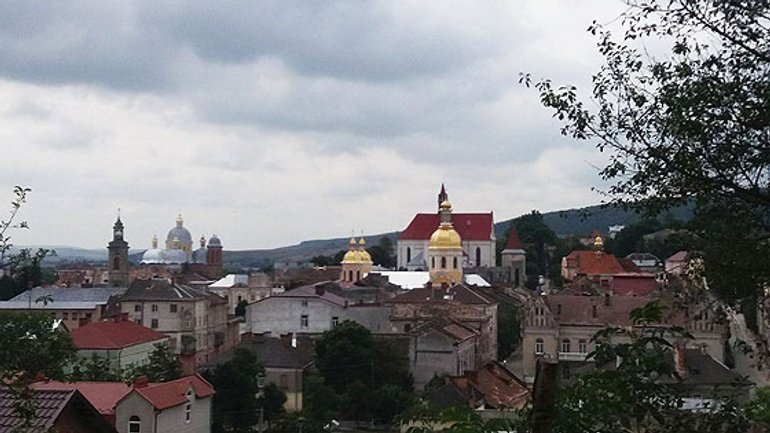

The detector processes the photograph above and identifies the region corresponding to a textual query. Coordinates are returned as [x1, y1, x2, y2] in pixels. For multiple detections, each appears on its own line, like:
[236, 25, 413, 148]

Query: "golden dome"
[359, 249, 373, 263]
[342, 249, 362, 264]
[429, 225, 462, 250]
[439, 200, 452, 211]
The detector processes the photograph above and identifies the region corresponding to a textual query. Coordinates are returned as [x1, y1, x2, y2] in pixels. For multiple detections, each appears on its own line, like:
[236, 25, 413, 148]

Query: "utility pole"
[256, 373, 265, 433]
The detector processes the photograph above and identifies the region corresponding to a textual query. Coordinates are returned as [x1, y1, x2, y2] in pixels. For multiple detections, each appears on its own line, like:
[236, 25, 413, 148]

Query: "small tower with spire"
[107, 213, 130, 287]
[501, 227, 527, 288]
[428, 200, 463, 286]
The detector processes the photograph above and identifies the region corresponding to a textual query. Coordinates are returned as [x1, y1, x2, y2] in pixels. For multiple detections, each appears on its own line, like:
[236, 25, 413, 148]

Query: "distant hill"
[24, 202, 693, 268]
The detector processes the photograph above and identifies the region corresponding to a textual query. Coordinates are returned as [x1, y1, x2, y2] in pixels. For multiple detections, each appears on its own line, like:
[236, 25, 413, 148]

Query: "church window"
[475, 247, 481, 267]
[113, 257, 120, 270]
[129, 416, 141, 433]
[453, 257, 458, 269]
[441, 257, 446, 269]
[407, 247, 411, 263]
[535, 339, 544, 354]
[561, 339, 571, 353]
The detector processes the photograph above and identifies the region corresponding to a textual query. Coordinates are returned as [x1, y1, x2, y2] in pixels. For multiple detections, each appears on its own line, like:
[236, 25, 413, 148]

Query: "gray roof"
[202, 337, 313, 369]
[122, 279, 224, 303]
[0, 301, 105, 310]
[10, 286, 126, 303]
[681, 349, 751, 387]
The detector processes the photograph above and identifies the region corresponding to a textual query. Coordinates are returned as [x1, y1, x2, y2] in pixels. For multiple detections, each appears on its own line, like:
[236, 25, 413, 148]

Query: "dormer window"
[129, 416, 141, 433]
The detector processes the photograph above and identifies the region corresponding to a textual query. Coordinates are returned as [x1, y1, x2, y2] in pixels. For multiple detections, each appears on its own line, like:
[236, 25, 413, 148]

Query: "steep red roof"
[131, 374, 215, 410]
[31, 381, 131, 417]
[564, 251, 640, 276]
[70, 319, 168, 350]
[504, 227, 524, 250]
[399, 213, 494, 241]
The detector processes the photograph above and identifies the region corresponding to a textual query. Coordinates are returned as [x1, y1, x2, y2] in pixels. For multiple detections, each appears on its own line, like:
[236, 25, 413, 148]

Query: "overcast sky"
[1, 1, 628, 250]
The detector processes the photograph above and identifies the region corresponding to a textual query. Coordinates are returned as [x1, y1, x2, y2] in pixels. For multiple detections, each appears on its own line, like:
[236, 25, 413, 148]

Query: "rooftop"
[122, 279, 224, 303]
[31, 381, 131, 416]
[400, 213, 494, 241]
[70, 319, 168, 349]
[129, 374, 215, 410]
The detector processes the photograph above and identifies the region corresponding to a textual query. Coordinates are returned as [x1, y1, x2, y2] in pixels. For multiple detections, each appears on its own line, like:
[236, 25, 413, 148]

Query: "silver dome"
[166, 226, 192, 245]
[208, 235, 222, 247]
[141, 248, 165, 264]
[191, 247, 208, 264]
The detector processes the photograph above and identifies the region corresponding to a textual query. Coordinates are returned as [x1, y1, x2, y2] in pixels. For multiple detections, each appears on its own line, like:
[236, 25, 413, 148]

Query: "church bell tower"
[107, 215, 130, 287]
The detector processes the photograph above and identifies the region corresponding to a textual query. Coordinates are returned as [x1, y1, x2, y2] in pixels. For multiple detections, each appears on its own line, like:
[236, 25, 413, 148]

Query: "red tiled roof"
[31, 381, 131, 416]
[564, 251, 640, 276]
[132, 374, 215, 410]
[452, 362, 530, 409]
[70, 320, 167, 349]
[399, 213, 494, 241]
[667, 250, 690, 263]
[504, 227, 524, 250]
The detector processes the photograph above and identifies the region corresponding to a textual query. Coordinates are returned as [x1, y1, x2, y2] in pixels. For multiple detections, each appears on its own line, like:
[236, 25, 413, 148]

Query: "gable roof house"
[0, 388, 116, 433]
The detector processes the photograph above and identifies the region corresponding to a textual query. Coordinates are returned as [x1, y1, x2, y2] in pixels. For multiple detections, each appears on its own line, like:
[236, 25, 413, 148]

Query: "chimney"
[314, 284, 325, 296]
[133, 375, 150, 388]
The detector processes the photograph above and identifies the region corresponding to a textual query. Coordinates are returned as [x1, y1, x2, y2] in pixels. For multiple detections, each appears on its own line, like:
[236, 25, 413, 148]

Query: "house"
[0, 388, 116, 433]
[201, 336, 313, 412]
[32, 375, 215, 433]
[666, 251, 691, 276]
[520, 293, 729, 384]
[70, 316, 170, 372]
[120, 278, 240, 369]
[397, 185, 496, 270]
[0, 286, 127, 329]
[408, 318, 478, 388]
[672, 348, 752, 404]
[206, 273, 274, 315]
[387, 283, 499, 367]
[427, 361, 530, 410]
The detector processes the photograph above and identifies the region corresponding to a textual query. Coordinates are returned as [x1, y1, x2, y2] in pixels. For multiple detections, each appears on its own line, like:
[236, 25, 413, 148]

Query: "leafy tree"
[526, 0, 770, 306]
[69, 354, 122, 382]
[745, 387, 770, 429]
[368, 236, 396, 268]
[124, 343, 182, 382]
[612, 219, 662, 257]
[203, 348, 264, 433]
[497, 302, 521, 360]
[0, 248, 54, 300]
[0, 312, 77, 429]
[260, 382, 287, 422]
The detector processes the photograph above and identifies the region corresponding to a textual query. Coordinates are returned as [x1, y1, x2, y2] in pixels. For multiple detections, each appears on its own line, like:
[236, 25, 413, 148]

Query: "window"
[151, 304, 158, 312]
[453, 257, 458, 269]
[134, 304, 142, 312]
[85, 312, 92, 320]
[441, 257, 446, 268]
[170, 304, 177, 313]
[128, 416, 141, 433]
[475, 247, 481, 267]
[62, 312, 69, 320]
[535, 338, 544, 354]
[561, 339, 571, 353]
[406, 247, 411, 263]
[404, 323, 412, 333]
[431, 257, 435, 268]
[113, 257, 120, 270]
[72, 312, 79, 320]
[578, 339, 587, 353]
[151, 319, 158, 329]
[331, 316, 339, 327]
[356, 270, 361, 281]
[237, 295, 243, 302]
[514, 269, 520, 286]
[300, 314, 308, 328]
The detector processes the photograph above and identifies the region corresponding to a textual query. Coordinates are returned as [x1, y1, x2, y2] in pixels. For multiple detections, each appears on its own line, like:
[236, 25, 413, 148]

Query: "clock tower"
[107, 216, 130, 287]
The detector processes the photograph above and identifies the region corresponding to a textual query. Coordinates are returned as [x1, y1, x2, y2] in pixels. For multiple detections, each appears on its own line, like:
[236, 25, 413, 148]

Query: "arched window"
[475, 247, 481, 267]
[356, 270, 361, 281]
[128, 416, 141, 433]
[441, 257, 446, 269]
[406, 247, 411, 263]
[453, 257, 458, 269]
[113, 257, 120, 270]
[431, 257, 435, 268]
[535, 338, 544, 354]
[348, 271, 353, 281]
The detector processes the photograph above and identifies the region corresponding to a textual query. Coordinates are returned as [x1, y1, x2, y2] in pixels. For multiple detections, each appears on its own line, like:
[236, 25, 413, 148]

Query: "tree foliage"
[309, 320, 414, 424]
[0, 248, 55, 300]
[204, 348, 264, 433]
[123, 343, 182, 383]
[525, 0, 770, 305]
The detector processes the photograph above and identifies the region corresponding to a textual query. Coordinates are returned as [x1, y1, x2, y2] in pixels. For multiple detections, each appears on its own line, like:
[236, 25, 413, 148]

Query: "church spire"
[437, 183, 448, 212]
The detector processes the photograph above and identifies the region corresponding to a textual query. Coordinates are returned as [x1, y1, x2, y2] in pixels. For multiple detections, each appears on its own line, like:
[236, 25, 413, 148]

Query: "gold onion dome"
[429, 200, 462, 250]
[342, 237, 362, 263]
[358, 238, 373, 263]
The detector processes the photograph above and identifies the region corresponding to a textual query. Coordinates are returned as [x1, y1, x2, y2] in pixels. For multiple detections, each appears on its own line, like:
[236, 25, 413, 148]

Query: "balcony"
[558, 351, 590, 362]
